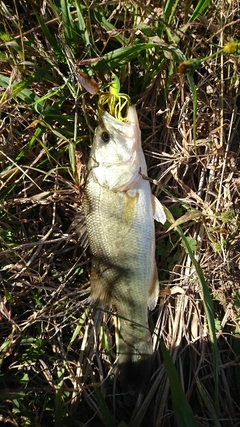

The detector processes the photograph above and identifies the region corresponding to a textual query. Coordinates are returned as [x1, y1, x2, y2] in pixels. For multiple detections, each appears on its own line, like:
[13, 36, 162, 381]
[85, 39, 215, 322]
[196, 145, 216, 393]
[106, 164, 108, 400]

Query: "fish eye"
[101, 131, 110, 143]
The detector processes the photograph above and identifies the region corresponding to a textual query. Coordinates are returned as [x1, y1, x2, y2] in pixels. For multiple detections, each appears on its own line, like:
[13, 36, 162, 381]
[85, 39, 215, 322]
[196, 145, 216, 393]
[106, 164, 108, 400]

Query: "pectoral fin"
[121, 190, 138, 233]
[147, 263, 159, 310]
[152, 195, 166, 224]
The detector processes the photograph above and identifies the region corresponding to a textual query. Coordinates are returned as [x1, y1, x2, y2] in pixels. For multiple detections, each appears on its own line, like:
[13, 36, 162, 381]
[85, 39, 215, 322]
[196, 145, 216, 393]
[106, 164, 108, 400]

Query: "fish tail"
[118, 324, 153, 392]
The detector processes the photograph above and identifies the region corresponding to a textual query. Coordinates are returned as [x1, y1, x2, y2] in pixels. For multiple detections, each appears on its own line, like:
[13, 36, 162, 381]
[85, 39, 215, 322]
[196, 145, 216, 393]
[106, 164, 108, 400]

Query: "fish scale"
[83, 105, 166, 390]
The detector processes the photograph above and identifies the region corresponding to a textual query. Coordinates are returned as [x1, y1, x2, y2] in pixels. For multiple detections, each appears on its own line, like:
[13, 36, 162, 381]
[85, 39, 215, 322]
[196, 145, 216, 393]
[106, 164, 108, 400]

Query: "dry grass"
[0, 1, 240, 426]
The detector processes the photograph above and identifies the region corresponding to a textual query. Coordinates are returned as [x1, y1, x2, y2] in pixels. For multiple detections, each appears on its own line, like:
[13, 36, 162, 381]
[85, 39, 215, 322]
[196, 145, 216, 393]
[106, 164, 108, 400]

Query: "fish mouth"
[126, 105, 139, 126]
[101, 105, 139, 132]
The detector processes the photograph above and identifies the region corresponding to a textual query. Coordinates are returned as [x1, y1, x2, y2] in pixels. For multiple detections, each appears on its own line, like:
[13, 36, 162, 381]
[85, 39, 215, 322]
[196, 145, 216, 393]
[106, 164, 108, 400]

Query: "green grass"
[0, 0, 240, 426]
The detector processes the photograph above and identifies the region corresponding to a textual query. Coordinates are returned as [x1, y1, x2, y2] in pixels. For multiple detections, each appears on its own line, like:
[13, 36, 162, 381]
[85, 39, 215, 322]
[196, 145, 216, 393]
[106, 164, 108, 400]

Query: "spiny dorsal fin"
[71, 211, 89, 250]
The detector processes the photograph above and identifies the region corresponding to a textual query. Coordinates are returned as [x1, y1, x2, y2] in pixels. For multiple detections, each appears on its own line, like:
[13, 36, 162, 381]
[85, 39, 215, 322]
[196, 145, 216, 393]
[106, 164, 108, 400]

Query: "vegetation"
[0, 0, 239, 426]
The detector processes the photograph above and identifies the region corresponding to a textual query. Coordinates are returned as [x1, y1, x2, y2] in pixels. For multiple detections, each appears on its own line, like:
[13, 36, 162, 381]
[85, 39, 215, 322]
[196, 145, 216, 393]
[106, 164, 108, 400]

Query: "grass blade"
[36, 15, 64, 61]
[94, 386, 116, 427]
[189, 0, 211, 22]
[160, 340, 198, 427]
[60, 0, 77, 47]
[163, 0, 180, 24]
[93, 9, 127, 46]
[75, 0, 90, 46]
[175, 225, 219, 416]
[196, 380, 222, 427]
[0, 65, 51, 103]
[94, 43, 160, 70]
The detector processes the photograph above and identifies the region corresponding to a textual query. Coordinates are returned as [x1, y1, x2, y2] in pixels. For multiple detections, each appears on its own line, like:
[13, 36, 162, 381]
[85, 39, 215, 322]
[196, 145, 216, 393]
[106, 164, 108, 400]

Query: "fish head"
[88, 105, 147, 191]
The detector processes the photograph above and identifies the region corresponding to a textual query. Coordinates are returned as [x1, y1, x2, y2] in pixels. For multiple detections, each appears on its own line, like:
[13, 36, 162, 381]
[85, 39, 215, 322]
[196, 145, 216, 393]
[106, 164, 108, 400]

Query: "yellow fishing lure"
[98, 74, 130, 122]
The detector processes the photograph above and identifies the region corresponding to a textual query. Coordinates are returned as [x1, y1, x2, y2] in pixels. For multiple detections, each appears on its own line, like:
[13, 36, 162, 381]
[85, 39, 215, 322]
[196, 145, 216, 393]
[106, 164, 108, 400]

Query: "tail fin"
[119, 354, 153, 393]
[117, 322, 153, 392]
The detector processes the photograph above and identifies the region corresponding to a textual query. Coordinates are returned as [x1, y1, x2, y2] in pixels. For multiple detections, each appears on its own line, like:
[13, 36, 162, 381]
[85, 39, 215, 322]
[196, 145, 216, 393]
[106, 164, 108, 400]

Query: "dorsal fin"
[71, 211, 89, 250]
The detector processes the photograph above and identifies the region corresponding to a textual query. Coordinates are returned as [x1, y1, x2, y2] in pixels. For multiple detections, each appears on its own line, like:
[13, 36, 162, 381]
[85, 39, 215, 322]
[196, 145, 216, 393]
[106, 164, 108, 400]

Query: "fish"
[83, 105, 166, 390]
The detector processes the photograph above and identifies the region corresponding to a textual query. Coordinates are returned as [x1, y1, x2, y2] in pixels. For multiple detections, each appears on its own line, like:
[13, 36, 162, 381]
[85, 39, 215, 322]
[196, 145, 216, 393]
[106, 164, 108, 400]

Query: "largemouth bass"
[83, 105, 166, 389]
